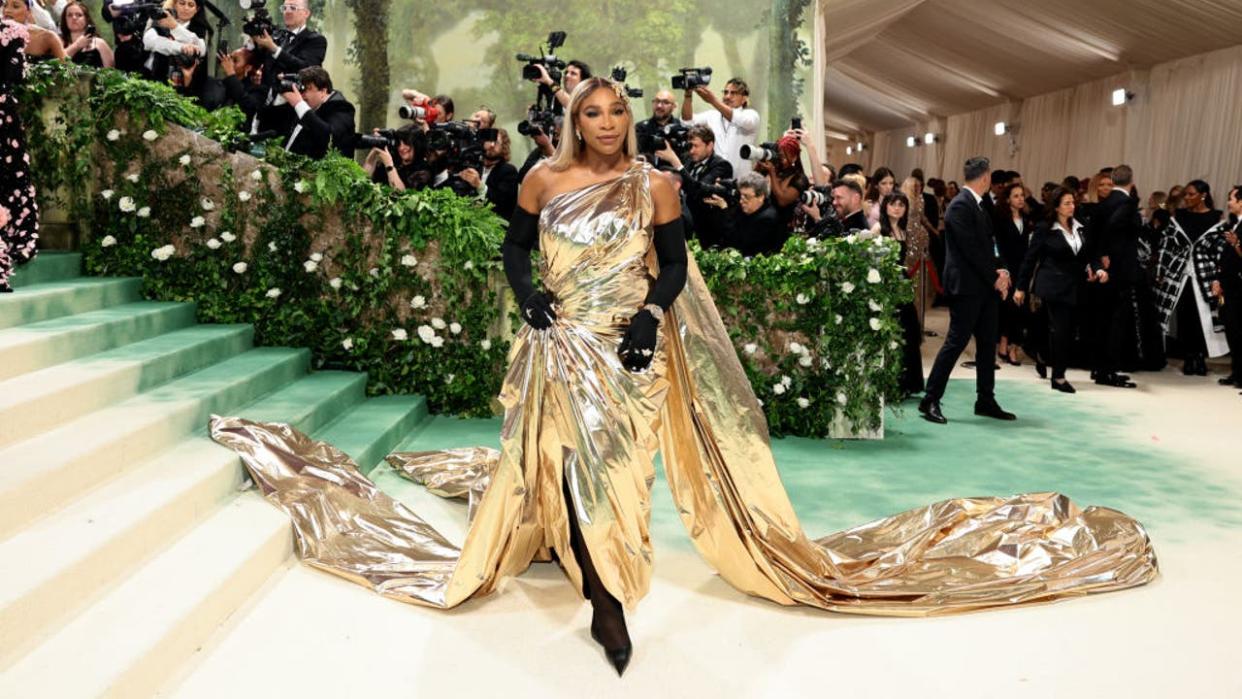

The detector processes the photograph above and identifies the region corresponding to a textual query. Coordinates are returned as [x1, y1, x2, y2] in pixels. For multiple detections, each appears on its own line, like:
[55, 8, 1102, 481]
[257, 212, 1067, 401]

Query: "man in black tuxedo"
[831, 179, 869, 234]
[250, 0, 328, 137]
[920, 157, 1016, 424]
[281, 67, 356, 160]
[1086, 164, 1141, 388]
[480, 129, 519, 220]
[662, 126, 734, 248]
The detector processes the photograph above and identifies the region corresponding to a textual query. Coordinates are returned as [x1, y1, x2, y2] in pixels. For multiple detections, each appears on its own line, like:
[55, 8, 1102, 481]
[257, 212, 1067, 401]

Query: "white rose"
[304, 260, 318, 273]
[781, 375, 792, 387]
[841, 281, 855, 294]
[137, 206, 150, 218]
[449, 322, 462, 334]
[799, 355, 813, 367]
[329, 277, 342, 290]
[797, 397, 810, 409]
[410, 295, 426, 309]
[151, 244, 175, 261]
[446, 373, 455, 384]
[431, 317, 446, 330]
[834, 314, 843, 325]
[268, 242, 278, 252]
[101, 189, 114, 200]
[106, 129, 121, 141]
[238, 191, 252, 202]
[189, 216, 205, 228]
[868, 299, 882, 312]
[118, 196, 136, 212]
[743, 343, 757, 355]
[836, 392, 848, 406]
[869, 317, 882, 331]
[310, 252, 322, 262]
[417, 325, 436, 344]
[773, 383, 787, 395]
[220, 231, 236, 243]
[845, 234, 856, 244]
[430, 336, 445, 348]
[232, 262, 248, 274]
[391, 328, 408, 341]
[142, 129, 159, 141]
[401, 254, 418, 267]
[293, 181, 307, 194]
[206, 238, 222, 249]
[179, 154, 191, 166]
[200, 198, 215, 211]
[789, 341, 804, 355]
[100, 235, 117, 248]
[796, 293, 810, 305]
[250, 169, 264, 182]
[266, 288, 282, 299]
[867, 268, 882, 284]
[463, 260, 474, 270]
[368, 267, 380, 278]
[125, 173, 140, 183]
[889, 340, 899, 350]
[341, 338, 353, 350]
[480, 339, 492, 351]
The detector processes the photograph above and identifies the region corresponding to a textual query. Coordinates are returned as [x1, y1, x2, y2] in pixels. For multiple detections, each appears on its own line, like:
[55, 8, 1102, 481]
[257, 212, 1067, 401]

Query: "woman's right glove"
[520, 291, 557, 330]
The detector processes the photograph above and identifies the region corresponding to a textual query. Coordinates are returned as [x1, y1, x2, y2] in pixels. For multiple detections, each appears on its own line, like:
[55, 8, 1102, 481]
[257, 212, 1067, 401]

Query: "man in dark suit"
[920, 157, 1016, 424]
[249, 0, 328, 137]
[281, 67, 356, 160]
[831, 179, 869, 234]
[665, 126, 734, 248]
[1087, 164, 1141, 388]
[480, 129, 519, 220]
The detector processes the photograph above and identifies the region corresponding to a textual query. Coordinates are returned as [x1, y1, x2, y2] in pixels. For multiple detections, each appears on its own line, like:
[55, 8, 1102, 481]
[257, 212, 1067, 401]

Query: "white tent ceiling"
[822, 0, 1242, 135]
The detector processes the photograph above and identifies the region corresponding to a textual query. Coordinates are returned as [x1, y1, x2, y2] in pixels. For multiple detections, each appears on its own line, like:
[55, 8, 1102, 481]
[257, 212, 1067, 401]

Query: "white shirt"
[681, 106, 760, 179]
[285, 92, 334, 150]
[143, 21, 206, 62]
[1053, 220, 1084, 254]
[271, 24, 305, 60]
[963, 185, 984, 208]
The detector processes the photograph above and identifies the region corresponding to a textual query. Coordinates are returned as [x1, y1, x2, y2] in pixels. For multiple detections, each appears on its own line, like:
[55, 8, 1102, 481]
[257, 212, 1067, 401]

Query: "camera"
[699, 178, 739, 206]
[791, 116, 802, 130]
[243, 6, 276, 38]
[800, 187, 829, 208]
[516, 31, 567, 83]
[671, 66, 712, 91]
[517, 106, 557, 139]
[112, 3, 171, 36]
[356, 129, 399, 150]
[610, 66, 643, 99]
[739, 142, 779, 163]
[426, 121, 498, 174]
[276, 72, 302, 93]
[398, 104, 428, 121]
[636, 120, 689, 154]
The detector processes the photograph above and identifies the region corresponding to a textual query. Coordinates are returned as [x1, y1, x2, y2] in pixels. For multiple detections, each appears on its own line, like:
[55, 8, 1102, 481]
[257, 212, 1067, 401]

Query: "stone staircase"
[0, 253, 432, 697]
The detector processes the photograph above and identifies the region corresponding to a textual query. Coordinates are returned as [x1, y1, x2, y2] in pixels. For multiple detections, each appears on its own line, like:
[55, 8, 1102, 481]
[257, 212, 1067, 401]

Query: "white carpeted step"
[0, 372, 367, 669]
[0, 277, 142, 330]
[0, 396, 429, 698]
[0, 324, 253, 448]
[0, 348, 309, 541]
[0, 301, 197, 382]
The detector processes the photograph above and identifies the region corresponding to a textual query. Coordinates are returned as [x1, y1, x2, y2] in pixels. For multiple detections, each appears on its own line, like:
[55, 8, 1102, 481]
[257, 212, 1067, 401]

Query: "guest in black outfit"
[59, 1, 112, 68]
[878, 192, 924, 394]
[994, 182, 1032, 365]
[919, 157, 1015, 424]
[0, 14, 39, 293]
[1171, 179, 1223, 375]
[479, 128, 519, 220]
[363, 125, 430, 191]
[280, 66, 355, 160]
[1214, 186, 1242, 390]
[1014, 188, 1094, 393]
[249, 0, 327, 138]
[1085, 164, 1141, 388]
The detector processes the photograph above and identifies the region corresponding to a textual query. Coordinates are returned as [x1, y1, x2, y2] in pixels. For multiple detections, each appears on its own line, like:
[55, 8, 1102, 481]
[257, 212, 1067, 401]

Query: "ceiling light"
[1112, 88, 1134, 107]
[846, 146, 853, 156]
[924, 132, 936, 145]
[906, 136, 917, 148]
[994, 121, 1007, 136]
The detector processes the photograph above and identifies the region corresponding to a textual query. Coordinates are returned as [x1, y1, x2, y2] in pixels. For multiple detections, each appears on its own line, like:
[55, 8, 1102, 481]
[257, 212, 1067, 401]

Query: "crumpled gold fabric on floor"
[210, 161, 1157, 616]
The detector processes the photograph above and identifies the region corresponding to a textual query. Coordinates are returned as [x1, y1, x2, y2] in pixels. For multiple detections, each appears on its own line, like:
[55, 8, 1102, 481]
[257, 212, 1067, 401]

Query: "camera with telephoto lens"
[671, 66, 712, 91]
[801, 186, 830, 209]
[276, 72, 302, 93]
[356, 129, 401, 150]
[112, 2, 171, 36]
[426, 121, 498, 174]
[516, 30, 567, 83]
[699, 178, 738, 206]
[610, 66, 643, 99]
[398, 104, 428, 121]
[243, 6, 276, 38]
[739, 142, 779, 163]
[636, 121, 689, 155]
[804, 185, 843, 236]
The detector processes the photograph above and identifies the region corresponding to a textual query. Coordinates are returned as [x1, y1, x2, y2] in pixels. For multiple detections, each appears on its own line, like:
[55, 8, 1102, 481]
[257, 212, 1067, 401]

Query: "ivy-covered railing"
[16, 63, 909, 437]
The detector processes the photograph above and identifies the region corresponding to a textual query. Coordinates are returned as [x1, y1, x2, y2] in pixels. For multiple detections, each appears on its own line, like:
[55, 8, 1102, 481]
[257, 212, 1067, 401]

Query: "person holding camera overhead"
[528, 59, 590, 111]
[679, 74, 759, 180]
[280, 66, 355, 160]
[142, 0, 205, 81]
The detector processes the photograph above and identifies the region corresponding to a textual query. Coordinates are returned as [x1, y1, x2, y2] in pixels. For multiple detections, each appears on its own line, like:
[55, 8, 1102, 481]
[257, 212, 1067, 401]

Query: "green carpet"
[389, 379, 1241, 550]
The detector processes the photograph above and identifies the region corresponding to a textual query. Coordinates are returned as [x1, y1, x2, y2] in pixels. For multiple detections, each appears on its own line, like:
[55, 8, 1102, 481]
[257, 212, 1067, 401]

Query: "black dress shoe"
[974, 399, 1016, 420]
[1219, 376, 1237, 386]
[1051, 379, 1076, 394]
[1035, 361, 1047, 379]
[918, 397, 947, 424]
[1094, 373, 1137, 388]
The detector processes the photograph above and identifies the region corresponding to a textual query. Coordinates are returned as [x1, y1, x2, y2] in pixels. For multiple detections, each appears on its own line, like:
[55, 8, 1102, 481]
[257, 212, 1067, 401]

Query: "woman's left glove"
[617, 309, 659, 372]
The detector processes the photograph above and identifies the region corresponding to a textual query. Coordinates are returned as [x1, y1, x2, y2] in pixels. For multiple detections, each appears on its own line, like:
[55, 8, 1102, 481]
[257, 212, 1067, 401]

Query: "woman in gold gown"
[211, 79, 1158, 678]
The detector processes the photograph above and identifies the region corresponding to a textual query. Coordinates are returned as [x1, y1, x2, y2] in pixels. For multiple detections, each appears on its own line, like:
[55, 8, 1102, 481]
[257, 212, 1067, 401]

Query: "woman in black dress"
[1171, 180, 1223, 374]
[0, 15, 38, 292]
[878, 191, 924, 394]
[994, 182, 1032, 365]
[58, 1, 113, 69]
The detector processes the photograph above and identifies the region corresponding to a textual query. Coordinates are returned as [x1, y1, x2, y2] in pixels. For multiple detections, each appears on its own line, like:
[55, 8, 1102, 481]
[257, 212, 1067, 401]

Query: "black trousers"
[925, 293, 997, 401]
[897, 302, 924, 393]
[1223, 290, 1242, 378]
[1091, 282, 1134, 374]
[1045, 299, 1076, 380]
[1174, 282, 1208, 357]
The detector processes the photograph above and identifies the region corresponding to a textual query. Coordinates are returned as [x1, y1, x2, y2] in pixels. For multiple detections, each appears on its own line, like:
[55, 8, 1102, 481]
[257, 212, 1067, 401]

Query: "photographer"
[652, 125, 732, 247]
[752, 132, 810, 230]
[249, 0, 325, 79]
[280, 66, 356, 160]
[142, 0, 206, 82]
[527, 59, 590, 110]
[517, 116, 557, 180]
[399, 88, 450, 129]
[830, 178, 870, 235]
[479, 128, 518, 220]
[168, 46, 224, 110]
[680, 76, 760, 179]
[363, 125, 430, 191]
[700, 172, 787, 257]
[466, 106, 496, 130]
[217, 47, 266, 129]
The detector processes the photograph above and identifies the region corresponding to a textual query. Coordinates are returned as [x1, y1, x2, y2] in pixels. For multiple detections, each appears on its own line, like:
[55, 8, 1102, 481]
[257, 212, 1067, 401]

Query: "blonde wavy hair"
[546, 77, 639, 171]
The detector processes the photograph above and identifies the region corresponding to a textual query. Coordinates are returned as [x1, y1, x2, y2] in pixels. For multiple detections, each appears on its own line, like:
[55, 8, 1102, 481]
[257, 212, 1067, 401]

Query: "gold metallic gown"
[211, 160, 1158, 616]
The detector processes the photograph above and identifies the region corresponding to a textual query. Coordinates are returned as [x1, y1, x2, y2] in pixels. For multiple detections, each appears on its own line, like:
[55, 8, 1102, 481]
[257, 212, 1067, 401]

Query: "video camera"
[636, 121, 689, 155]
[426, 121, 498, 174]
[672, 67, 712, 91]
[517, 105, 557, 140]
[739, 142, 779, 163]
[516, 31, 567, 84]
[111, 2, 172, 36]
[242, 6, 276, 37]
[610, 67, 643, 99]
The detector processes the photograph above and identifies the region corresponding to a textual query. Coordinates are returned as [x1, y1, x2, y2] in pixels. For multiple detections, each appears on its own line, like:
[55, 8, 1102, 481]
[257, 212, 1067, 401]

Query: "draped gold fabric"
[210, 160, 1158, 616]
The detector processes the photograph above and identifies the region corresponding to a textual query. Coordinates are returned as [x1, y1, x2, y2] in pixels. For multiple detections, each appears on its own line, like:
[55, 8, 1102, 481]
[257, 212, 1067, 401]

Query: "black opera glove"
[520, 291, 557, 330]
[617, 309, 660, 372]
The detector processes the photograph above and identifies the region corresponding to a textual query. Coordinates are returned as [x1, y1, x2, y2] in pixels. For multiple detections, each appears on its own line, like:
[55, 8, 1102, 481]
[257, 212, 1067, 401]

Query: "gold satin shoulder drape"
[210, 161, 1157, 617]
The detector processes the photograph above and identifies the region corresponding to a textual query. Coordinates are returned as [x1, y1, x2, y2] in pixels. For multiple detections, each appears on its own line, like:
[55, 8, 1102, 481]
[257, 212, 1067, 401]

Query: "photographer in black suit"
[248, 0, 327, 136]
[280, 66, 355, 160]
[920, 157, 1016, 424]
[1086, 164, 1141, 388]
[653, 126, 733, 247]
[480, 128, 519, 221]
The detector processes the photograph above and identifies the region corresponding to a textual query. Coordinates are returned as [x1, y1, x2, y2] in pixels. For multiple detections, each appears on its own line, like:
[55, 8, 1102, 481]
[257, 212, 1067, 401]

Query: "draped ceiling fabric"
[821, 0, 1242, 189]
